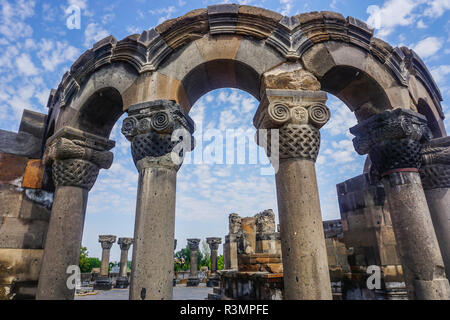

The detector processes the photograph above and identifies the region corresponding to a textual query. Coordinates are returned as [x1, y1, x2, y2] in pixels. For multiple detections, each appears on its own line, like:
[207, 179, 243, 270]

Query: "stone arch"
[46, 5, 445, 138]
[33, 4, 449, 301]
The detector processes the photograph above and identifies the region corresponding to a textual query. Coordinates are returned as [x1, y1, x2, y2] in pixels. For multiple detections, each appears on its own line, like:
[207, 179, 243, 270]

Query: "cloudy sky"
[0, 0, 449, 261]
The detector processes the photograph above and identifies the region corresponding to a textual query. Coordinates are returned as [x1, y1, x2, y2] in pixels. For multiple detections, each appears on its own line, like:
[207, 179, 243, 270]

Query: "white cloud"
[84, 22, 109, 47]
[37, 39, 80, 71]
[417, 19, 427, 28]
[413, 36, 443, 58]
[367, 0, 423, 37]
[323, 100, 357, 137]
[424, 0, 450, 17]
[149, 6, 177, 24]
[279, 0, 294, 15]
[430, 64, 450, 84]
[0, 0, 35, 40]
[15, 53, 39, 76]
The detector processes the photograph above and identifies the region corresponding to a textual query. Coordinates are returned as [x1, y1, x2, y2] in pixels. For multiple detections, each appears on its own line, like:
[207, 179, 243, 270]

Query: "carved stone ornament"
[121, 100, 194, 170]
[187, 238, 201, 251]
[255, 209, 276, 234]
[420, 136, 450, 189]
[229, 213, 242, 234]
[99, 235, 117, 249]
[253, 89, 329, 162]
[118, 237, 134, 250]
[350, 109, 432, 175]
[206, 237, 222, 251]
[43, 127, 115, 190]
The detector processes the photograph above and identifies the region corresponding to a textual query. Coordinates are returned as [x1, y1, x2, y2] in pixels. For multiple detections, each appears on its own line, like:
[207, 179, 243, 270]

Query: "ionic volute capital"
[253, 89, 330, 162]
[43, 127, 115, 190]
[118, 237, 134, 251]
[121, 100, 195, 171]
[187, 238, 201, 251]
[350, 109, 432, 176]
[99, 235, 117, 249]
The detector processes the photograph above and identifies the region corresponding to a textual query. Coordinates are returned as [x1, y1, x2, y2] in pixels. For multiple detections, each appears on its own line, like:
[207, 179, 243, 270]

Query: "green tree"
[217, 255, 224, 270]
[79, 246, 90, 273]
[79, 247, 101, 273]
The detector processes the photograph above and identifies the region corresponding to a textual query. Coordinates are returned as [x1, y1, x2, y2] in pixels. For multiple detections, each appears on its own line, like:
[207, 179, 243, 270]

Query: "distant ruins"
[0, 4, 449, 300]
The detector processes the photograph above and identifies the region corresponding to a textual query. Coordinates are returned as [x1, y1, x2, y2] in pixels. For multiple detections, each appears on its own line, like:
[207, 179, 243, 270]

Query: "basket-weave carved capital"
[253, 89, 329, 162]
[122, 100, 194, 170]
[420, 136, 450, 189]
[44, 127, 115, 190]
[350, 109, 432, 175]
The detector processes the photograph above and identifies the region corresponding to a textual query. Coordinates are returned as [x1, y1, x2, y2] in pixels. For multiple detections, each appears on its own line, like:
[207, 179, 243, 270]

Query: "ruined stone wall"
[0, 110, 53, 300]
[336, 173, 406, 299]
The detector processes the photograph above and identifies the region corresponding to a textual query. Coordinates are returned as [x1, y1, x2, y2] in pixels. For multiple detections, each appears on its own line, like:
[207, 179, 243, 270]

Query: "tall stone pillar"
[187, 238, 201, 287]
[94, 235, 116, 290]
[254, 87, 332, 300]
[36, 127, 114, 300]
[420, 137, 450, 280]
[121, 100, 194, 300]
[224, 213, 241, 269]
[350, 109, 450, 300]
[115, 237, 134, 288]
[206, 237, 222, 287]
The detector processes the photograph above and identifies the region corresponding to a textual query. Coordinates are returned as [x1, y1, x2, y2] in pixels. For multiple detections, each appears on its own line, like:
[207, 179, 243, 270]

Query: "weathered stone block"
[0, 153, 28, 185]
[0, 248, 43, 286]
[0, 185, 23, 218]
[22, 160, 45, 189]
[0, 217, 48, 249]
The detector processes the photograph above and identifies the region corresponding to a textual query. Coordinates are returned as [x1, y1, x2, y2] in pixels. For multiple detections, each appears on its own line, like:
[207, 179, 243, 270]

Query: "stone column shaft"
[129, 167, 177, 299]
[383, 172, 449, 299]
[100, 247, 112, 276]
[253, 85, 333, 300]
[122, 100, 194, 300]
[350, 109, 450, 300]
[36, 186, 88, 300]
[36, 127, 114, 300]
[207, 237, 222, 275]
[116, 237, 133, 288]
[276, 159, 331, 299]
[186, 238, 201, 287]
[421, 137, 450, 280]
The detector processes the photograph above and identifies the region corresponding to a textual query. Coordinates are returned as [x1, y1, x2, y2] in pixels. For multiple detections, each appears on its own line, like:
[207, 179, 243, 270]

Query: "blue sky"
[0, 0, 449, 261]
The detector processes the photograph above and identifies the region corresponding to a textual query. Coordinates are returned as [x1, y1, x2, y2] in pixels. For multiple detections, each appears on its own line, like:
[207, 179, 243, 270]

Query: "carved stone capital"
[255, 209, 276, 234]
[118, 237, 134, 251]
[44, 127, 115, 190]
[254, 89, 329, 162]
[420, 137, 450, 189]
[350, 109, 432, 175]
[206, 237, 222, 251]
[187, 238, 201, 251]
[121, 100, 194, 171]
[99, 235, 117, 249]
[229, 213, 242, 234]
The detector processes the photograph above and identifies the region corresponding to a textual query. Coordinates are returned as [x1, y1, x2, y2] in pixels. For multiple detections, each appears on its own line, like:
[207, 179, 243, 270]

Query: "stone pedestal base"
[207, 277, 220, 287]
[93, 277, 112, 290]
[115, 277, 129, 289]
[186, 278, 200, 287]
